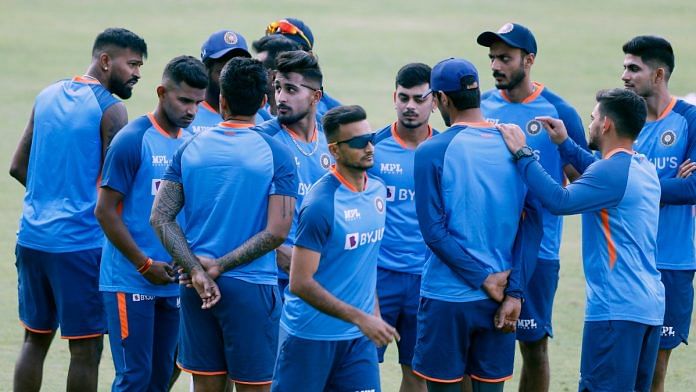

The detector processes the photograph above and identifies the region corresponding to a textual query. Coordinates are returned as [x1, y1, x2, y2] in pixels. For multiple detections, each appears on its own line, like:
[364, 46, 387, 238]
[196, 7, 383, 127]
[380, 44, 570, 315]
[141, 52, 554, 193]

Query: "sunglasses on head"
[265, 19, 312, 50]
[330, 133, 376, 149]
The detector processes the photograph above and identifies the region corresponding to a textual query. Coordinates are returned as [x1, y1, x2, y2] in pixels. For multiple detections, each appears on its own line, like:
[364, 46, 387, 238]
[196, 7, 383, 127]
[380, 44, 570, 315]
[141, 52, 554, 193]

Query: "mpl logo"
[380, 163, 403, 175]
[517, 318, 538, 330]
[151, 179, 162, 196]
[344, 208, 361, 221]
[152, 155, 170, 166]
[344, 228, 385, 250]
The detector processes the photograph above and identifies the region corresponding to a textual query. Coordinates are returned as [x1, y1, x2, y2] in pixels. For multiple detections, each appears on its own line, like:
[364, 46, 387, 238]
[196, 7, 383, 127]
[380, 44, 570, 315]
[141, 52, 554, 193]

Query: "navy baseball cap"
[430, 58, 480, 93]
[200, 30, 251, 62]
[477, 23, 538, 55]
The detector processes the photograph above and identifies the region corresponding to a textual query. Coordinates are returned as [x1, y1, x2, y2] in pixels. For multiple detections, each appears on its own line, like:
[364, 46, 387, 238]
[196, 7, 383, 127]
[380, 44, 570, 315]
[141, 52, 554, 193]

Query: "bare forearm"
[97, 209, 147, 267]
[150, 181, 200, 273]
[293, 279, 365, 326]
[216, 230, 284, 272]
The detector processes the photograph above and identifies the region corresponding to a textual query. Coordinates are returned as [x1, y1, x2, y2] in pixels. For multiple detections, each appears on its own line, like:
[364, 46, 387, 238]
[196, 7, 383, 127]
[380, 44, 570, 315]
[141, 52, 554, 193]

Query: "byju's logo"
[151, 179, 162, 196]
[132, 294, 155, 302]
[344, 228, 385, 250]
[380, 163, 403, 175]
[386, 186, 395, 201]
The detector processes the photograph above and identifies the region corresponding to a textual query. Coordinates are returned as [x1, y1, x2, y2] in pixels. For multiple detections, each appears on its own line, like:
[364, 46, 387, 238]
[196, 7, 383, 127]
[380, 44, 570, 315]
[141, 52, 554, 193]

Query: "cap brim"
[207, 47, 251, 60]
[476, 31, 506, 47]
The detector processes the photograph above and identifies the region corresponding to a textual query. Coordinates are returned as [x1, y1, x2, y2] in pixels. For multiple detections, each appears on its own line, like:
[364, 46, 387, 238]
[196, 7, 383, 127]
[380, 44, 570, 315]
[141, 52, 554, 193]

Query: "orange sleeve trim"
[656, 97, 677, 121]
[229, 378, 272, 385]
[20, 321, 54, 334]
[61, 333, 104, 340]
[117, 292, 129, 340]
[412, 369, 464, 383]
[469, 374, 513, 383]
[600, 209, 617, 269]
[177, 362, 227, 376]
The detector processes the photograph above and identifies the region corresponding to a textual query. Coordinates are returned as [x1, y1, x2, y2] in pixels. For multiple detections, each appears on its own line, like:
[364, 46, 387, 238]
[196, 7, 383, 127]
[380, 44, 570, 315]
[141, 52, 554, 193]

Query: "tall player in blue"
[95, 56, 207, 392]
[369, 62, 436, 392]
[254, 50, 331, 296]
[497, 88, 665, 392]
[150, 57, 296, 392]
[184, 29, 269, 135]
[411, 58, 542, 392]
[272, 105, 399, 392]
[9, 28, 147, 392]
[476, 22, 588, 392]
[620, 35, 696, 392]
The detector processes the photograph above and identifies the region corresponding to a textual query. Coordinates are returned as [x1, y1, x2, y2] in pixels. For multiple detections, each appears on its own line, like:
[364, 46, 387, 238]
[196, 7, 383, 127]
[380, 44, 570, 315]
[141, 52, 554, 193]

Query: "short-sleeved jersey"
[281, 168, 387, 340]
[253, 118, 332, 246]
[368, 123, 437, 274]
[182, 101, 268, 135]
[634, 98, 696, 270]
[18, 76, 120, 252]
[163, 122, 297, 285]
[519, 140, 665, 325]
[481, 83, 587, 262]
[414, 123, 527, 302]
[99, 113, 186, 297]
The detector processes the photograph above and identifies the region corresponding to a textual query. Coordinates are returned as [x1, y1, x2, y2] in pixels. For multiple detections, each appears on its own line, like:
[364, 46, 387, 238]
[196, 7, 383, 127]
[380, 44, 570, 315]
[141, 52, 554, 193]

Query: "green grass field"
[1, 0, 695, 390]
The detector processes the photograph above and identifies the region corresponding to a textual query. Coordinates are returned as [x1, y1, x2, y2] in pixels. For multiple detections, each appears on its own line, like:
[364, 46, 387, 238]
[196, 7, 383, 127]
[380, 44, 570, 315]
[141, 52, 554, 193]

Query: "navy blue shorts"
[376, 268, 421, 365]
[178, 277, 281, 384]
[412, 297, 515, 383]
[517, 259, 559, 342]
[16, 245, 106, 338]
[272, 334, 380, 392]
[103, 292, 179, 392]
[658, 269, 694, 350]
[579, 320, 660, 392]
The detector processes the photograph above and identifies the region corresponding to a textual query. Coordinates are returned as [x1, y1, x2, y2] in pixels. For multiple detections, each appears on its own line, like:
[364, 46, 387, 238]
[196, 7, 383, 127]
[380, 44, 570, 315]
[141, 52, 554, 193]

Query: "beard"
[439, 110, 451, 127]
[494, 66, 526, 90]
[277, 105, 310, 125]
[110, 76, 136, 99]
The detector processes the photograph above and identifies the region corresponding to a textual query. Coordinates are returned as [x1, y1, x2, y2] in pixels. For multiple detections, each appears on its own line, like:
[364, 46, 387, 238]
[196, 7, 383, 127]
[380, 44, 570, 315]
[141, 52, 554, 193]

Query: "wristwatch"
[513, 146, 535, 161]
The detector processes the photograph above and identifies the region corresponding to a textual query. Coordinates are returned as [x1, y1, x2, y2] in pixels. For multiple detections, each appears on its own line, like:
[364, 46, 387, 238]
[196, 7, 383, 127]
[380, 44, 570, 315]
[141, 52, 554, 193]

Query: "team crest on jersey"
[320, 153, 331, 169]
[224, 31, 238, 45]
[374, 196, 385, 213]
[526, 120, 542, 136]
[498, 23, 514, 34]
[660, 130, 677, 147]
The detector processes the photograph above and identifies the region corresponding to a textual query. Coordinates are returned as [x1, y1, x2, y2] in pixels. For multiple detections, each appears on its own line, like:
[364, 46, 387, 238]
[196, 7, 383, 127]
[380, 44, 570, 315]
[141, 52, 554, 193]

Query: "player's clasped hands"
[143, 260, 177, 285]
[494, 296, 522, 333]
[357, 313, 401, 347]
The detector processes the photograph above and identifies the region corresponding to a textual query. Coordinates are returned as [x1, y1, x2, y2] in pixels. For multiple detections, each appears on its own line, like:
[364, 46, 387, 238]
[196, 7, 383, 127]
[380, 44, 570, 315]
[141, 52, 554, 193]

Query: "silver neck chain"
[287, 127, 319, 156]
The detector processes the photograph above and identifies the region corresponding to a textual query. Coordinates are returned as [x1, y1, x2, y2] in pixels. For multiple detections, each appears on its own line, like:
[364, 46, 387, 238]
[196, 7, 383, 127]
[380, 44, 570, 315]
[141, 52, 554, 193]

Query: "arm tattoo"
[217, 230, 284, 272]
[150, 181, 201, 273]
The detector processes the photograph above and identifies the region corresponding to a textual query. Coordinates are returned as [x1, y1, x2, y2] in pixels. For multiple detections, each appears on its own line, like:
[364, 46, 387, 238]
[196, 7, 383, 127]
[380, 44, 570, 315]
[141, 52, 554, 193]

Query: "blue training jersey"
[414, 122, 534, 302]
[182, 101, 268, 134]
[316, 91, 341, 117]
[99, 113, 187, 297]
[253, 119, 332, 280]
[481, 83, 587, 262]
[163, 121, 297, 285]
[281, 168, 386, 340]
[518, 139, 665, 325]
[368, 122, 437, 274]
[18, 76, 120, 252]
[634, 97, 696, 270]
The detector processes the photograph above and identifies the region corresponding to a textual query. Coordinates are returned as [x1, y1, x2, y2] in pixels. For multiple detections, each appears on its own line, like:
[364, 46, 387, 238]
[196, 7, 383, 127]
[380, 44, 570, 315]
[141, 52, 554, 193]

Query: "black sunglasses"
[330, 132, 376, 149]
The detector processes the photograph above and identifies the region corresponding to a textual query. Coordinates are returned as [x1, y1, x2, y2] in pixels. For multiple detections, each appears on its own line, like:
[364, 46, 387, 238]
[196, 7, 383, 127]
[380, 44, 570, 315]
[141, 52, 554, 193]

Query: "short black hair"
[595, 88, 647, 140]
[322, 105, 367, 142]
[441, 81, 480, 111]
[395, 63, 431, 89]
[162, 55, 208, 89]
[92, 27, 147, 58]
[252, 35, 302, 69]
[275, 50, 323, 88]
[622, 35, 675, 77]
[220, 58, 267, 116]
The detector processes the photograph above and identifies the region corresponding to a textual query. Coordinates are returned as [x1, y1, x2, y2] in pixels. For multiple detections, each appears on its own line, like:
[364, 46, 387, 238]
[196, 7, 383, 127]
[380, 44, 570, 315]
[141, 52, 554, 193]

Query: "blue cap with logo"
[430, 58, 480, 93]
[200, 30, 251, 62]
[476, 22, 537, 55]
